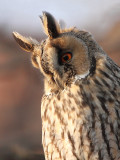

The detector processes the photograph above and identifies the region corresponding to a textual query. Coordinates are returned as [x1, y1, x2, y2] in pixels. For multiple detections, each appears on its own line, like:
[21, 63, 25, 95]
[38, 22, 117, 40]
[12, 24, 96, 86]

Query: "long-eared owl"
[13, 12, 120, 160]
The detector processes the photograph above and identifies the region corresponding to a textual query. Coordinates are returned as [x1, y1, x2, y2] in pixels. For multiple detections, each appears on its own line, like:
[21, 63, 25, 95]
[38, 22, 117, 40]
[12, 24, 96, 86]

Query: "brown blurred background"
[0, 0, 120, 159]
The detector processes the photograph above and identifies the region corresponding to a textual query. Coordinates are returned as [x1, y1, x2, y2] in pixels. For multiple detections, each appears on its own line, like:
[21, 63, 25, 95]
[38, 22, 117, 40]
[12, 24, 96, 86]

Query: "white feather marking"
[46, 92, 52, 96]
[74, 70, 89, 82]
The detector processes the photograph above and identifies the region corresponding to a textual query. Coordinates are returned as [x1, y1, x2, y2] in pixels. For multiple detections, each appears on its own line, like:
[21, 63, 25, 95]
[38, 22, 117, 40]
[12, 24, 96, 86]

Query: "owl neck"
[44, 78, 60, 96]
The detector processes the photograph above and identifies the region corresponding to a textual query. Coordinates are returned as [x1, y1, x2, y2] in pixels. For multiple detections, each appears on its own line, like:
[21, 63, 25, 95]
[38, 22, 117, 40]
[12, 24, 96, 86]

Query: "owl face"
[13, 12, 99, 89]
[37, 34, 90, 88]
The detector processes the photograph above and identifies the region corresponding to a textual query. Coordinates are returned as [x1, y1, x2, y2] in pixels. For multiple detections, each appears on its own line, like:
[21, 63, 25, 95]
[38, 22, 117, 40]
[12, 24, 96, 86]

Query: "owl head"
[13, 12, 104, 90]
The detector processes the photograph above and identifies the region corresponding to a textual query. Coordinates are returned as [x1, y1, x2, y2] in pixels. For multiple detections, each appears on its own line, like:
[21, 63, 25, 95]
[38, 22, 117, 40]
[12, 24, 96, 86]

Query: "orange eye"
[61, 52, 72, 63]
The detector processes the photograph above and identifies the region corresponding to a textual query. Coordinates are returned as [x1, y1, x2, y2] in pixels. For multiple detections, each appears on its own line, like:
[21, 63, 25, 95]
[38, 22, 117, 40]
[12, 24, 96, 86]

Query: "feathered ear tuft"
[12, 32, 39, 52]
[40, 11, 60, 39]
[13, 32, 40, 68]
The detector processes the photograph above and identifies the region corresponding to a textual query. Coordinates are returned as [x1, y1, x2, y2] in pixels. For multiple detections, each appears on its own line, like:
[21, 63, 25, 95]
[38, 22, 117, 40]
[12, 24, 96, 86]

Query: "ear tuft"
[13, 32, 39, 52]
[40, 11, 60, 39]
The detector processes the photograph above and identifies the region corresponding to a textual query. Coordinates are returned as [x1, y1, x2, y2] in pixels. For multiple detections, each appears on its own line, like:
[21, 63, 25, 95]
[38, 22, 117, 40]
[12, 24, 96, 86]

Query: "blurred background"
[0, 0, 120, 159]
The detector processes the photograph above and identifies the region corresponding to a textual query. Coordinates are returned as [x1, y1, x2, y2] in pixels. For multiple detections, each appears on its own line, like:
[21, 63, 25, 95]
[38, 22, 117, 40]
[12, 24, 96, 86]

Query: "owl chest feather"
[41, 67, 120, 160]
[41, 85, 91, 160]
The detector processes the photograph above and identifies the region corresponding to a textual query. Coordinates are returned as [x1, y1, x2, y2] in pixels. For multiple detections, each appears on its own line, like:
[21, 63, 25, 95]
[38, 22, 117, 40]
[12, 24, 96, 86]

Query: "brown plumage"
[13, 12, 120, 160]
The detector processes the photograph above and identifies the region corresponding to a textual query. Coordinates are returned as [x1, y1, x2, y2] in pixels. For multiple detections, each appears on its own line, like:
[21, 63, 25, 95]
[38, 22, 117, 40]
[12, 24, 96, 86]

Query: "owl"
[13, 12, 120, 160]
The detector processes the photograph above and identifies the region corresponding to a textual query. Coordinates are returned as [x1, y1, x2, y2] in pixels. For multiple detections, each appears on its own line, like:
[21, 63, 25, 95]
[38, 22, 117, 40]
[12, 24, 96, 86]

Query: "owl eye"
[61, 52, 72, 63]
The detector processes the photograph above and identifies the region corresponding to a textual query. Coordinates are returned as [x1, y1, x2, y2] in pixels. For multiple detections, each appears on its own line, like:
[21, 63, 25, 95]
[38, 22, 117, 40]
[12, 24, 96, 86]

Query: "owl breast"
[41, 84, 90, 160]
[41, 61, 120, 160]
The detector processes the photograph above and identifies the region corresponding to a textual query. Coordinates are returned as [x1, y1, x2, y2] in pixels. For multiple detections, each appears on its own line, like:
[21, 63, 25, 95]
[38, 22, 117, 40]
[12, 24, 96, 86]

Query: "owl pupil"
[63, 55, 69, 61]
